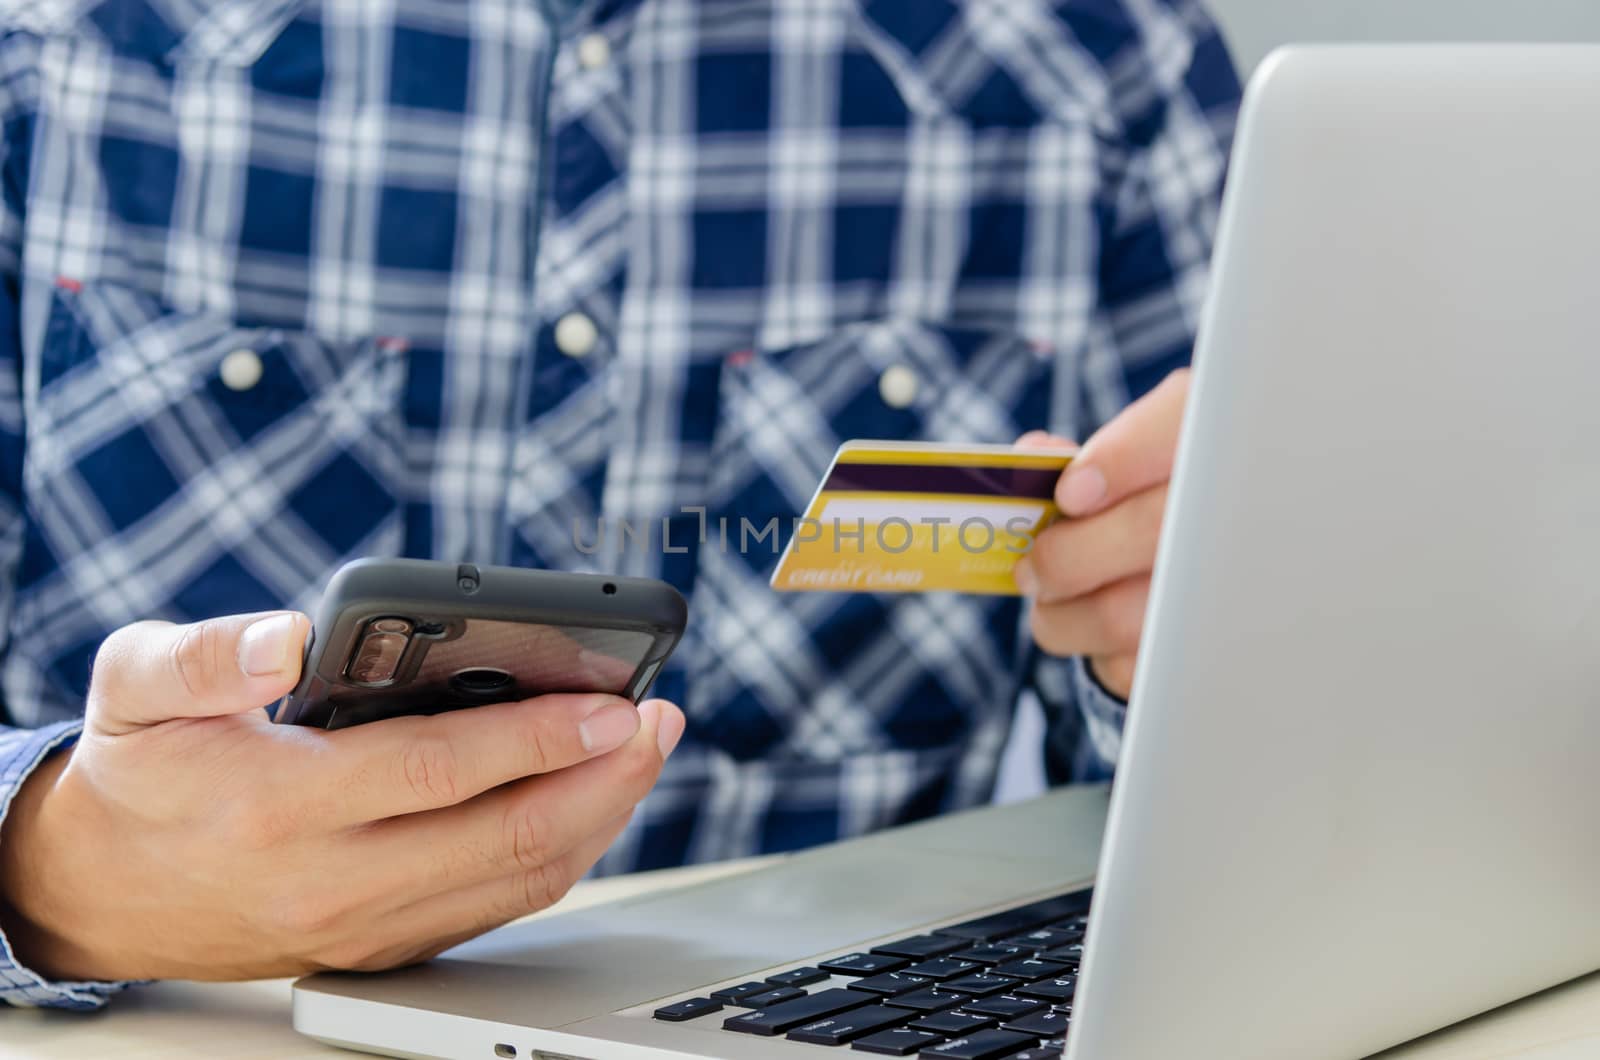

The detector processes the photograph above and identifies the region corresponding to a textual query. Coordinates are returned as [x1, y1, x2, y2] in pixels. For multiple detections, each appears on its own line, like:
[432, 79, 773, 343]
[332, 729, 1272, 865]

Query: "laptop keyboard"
[651, 887, 1091, 1058]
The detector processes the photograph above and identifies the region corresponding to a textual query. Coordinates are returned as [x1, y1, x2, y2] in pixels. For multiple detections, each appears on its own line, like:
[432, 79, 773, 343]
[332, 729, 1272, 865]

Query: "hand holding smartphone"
[275, 559, 687, 729]
[4, 566, 687, 983]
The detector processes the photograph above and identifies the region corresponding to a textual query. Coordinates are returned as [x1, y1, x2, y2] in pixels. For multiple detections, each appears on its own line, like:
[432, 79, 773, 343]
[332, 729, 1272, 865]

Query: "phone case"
[274, 558, 687, 729]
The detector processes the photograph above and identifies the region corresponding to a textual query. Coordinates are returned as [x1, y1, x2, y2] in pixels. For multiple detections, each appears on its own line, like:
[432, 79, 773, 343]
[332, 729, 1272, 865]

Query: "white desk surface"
[6, 857, 1599, 1060]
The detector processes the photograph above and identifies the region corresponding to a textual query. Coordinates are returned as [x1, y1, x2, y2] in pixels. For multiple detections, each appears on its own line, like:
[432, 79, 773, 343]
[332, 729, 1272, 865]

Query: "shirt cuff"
[1071, 657, 1129, 778]
[0, 719, 130, 1010]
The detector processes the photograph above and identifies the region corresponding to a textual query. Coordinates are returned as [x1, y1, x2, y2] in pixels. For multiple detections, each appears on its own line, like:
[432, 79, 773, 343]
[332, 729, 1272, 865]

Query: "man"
[0, 0, 1238, 1007]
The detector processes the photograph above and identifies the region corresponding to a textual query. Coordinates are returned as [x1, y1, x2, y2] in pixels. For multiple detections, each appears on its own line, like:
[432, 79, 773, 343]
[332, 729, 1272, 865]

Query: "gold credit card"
[770, 440, 1073, 595]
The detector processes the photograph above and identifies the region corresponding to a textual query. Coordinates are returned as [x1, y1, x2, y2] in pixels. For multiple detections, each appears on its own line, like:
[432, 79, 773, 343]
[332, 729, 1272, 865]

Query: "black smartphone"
[273, 558, 687, 729]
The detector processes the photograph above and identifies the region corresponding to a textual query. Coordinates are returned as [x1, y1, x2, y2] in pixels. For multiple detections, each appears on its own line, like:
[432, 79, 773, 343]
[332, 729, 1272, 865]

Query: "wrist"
[1085, 655, 1133, 703]
[0, 749, 93, 981]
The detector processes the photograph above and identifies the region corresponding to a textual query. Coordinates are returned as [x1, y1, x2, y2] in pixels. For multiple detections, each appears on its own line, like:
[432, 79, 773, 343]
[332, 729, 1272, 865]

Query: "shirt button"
[577, 32, 611, 70]
[554, 312, 599, 358]
[219, 348, 264, 391]
[878, 364, 919, 409]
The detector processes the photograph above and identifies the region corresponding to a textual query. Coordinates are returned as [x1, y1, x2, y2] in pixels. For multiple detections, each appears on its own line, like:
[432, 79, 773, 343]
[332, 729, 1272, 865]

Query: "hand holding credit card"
[770, 441, 1074, 595]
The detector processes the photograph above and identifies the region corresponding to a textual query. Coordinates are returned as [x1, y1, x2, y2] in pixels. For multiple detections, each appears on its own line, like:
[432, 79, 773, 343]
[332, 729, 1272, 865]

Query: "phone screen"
[319, 616, 660, 729]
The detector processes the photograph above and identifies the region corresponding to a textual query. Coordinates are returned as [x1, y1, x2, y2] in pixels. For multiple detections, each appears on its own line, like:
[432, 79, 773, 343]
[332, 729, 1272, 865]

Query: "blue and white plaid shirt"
[0, 0, 1238, 1008]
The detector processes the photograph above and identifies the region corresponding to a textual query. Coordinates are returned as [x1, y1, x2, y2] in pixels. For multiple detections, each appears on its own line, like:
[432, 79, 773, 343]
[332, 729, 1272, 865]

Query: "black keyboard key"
[768, 965, 829, 987]
[949, 943, 1033, 966]
[935, 911, 1053, 943]
[873, 935, 967, 960]
[959, 994, 1046, 1021]
[823, 953, 911, 976]
[942, 973, 1021, 997]
[788, 1004, 911, 1045]
[909, 1010, 996, 1036]
[1016, 977, 1076, 1003]
[723, 988, 871, 1036]
[1001, 927, 1083, 950]
[853, 1028, 947, 1055]
[903, 957, 982, 981]
[882, 986, 968, 1013]
[1003, 1007, 1070, 1038]
[744, 986, 807, 1008]
[935, 892, 1092, 942]
[653, 996, 722, 1022]
[1009, 1048, 1067, 1060]
[991, 958, 1070, 982]
[1040, 944, 1084, 966]
[919, 1029, 1041, 1059]
[711, 980, 775, 1005]
[850, 971, 935, 997]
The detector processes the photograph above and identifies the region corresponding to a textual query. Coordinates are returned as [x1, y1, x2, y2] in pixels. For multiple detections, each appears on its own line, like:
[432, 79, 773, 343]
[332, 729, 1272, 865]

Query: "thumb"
[88, 611, 310, 735]
[1056, 368, 1191, 517]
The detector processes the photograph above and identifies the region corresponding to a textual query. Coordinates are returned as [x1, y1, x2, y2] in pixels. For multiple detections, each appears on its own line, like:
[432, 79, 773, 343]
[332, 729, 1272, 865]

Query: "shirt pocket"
[14, 281, 408, 684]
[681, 320, 1050, 763]
[704, 319, 1054, 555]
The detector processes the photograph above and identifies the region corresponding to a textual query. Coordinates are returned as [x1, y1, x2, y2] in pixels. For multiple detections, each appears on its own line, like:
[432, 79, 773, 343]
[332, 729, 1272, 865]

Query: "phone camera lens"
[351, 657, 384, 682]
[451, 668, 513, 695]
[345, 629, 409, 687]
[602, 582, 617, 596]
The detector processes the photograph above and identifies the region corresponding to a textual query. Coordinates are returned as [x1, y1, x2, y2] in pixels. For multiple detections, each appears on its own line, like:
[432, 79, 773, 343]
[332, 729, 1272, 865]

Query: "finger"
[329, 811, 636, 973]
[454, 808, 633, 932]
[353, 699, 679, 899]
[1056, 368, 1190, 517]
[88, 612, 309, 736]
[1029, 575, 1151, 660]
[309, 692, 645, 825]
[642, 698, 687, 759]
[1016, 484, 1167, 603]
[1015, 430, 1078, 451]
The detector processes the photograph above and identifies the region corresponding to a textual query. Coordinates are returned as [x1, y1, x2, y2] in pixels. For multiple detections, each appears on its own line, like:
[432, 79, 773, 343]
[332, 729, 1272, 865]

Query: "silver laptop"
[292, 45, 1600, 1060]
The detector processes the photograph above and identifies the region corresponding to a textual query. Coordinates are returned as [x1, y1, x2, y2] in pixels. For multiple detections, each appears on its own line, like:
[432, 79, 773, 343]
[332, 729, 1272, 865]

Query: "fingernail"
[1016, 431, 1074, 450]
[237, 613, 303, 676]
[1059, 466, 1107, 516]
[647, 700, 685, 758]
[1013, 559, 1037, 597]
[579, 701, 640, 754]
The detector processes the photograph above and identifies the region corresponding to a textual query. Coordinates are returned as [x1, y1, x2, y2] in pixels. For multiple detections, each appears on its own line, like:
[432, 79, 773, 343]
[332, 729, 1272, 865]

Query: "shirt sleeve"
[0, 35, 130, 1010]
[1035, 0, 1241, 781]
